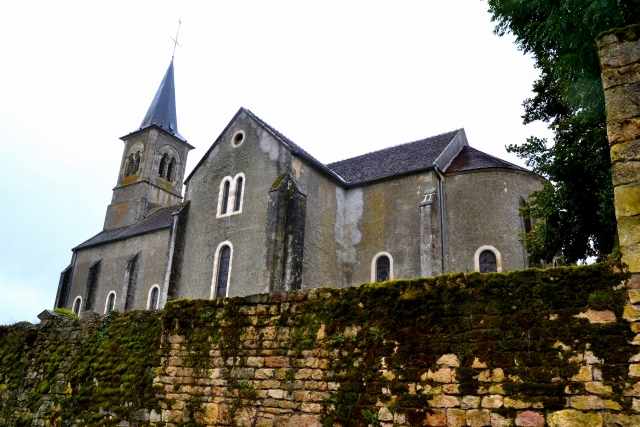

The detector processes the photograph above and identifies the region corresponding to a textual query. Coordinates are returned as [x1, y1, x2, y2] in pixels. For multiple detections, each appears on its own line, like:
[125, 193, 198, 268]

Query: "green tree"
[485, 0, 640, 263]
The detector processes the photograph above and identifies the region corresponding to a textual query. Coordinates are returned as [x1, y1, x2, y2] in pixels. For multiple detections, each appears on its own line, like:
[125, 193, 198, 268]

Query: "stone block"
[603, 412, 640, 427]
[569, 395, 603, 410]
[427, 395, 459, 408]
[429, 367, 454, 383]
[443, 384, 459, 394]
[570, 365, 593, 382]
[423, 409, 446, 426]
[546, 409, 603, 427]
[630, 290, 640, 304]
[300, 403, 322, 413]
[472, 358, 488, 369]
[247, 357, 265, 367]
[265, 357, 289, 368]
[612, 139, 640, 166]
[268, 389, 284, 399]
[273, 414, 321, 427]
[515, 411, 545, 427]
[436, 353, 460, 367]
[574, 309, 617, 324]
[461, 395, 480, 409]
[585, 382, 613, 395]
[504, 398, 531, 409]
[599, 38, 640, 69]
[255, 369, 275, 379]
[613, 161, 640, 187]
[622, 244, 640, 273]
[488, 384, 506, 395]
[604, 82, 640, 121]
[633, 365, 640, 380]
[294, 369, 313, 380]
[624, 305, 640, 321]
[481, 395, 503, 409]
[614, 182, 640, 217]
[491, 412, 514, 427]
[446, 409, 467, 427]
[602, 63, 640, 89]
[478, 368, 505, 383]
[466, 409, 491, 427]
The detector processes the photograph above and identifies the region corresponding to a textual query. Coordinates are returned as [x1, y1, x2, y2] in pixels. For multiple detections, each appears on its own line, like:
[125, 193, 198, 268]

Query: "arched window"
[221, 181, 231, 214]
[166, 158, 176, 182]
[105, 291, 116, 314]
[158, 154, 168, 178]
[371, 252, 394, 282]
[72, 296, 82, 315]
[479, 251, 497, 272]
[234, 177, 243, 212]
[376, 256, 390, 282]
[474, 246, 502, 273]
[212, 243, 233, 299]
[148, 285, 160, 310]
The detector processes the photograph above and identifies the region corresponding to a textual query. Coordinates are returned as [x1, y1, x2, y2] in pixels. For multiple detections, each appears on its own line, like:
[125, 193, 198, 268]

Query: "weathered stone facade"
[598, 24, 640, 274]
[5, 264, 640, 426]
[56, 61, 542, 315]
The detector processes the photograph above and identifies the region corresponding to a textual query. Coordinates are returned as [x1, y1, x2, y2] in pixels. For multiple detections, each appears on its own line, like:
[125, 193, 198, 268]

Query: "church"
[54, 60, 541, 315]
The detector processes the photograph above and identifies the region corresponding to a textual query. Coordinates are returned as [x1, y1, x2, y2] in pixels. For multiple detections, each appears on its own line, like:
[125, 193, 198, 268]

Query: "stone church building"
[54, 61, 541, 315]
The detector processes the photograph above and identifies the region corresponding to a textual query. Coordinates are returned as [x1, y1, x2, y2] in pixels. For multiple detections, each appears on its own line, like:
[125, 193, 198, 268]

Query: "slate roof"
[139, 59, 184, 141]
[326, 130, 461, 184]
[445, 146, 530, 173]
[74, 205, 177, 250]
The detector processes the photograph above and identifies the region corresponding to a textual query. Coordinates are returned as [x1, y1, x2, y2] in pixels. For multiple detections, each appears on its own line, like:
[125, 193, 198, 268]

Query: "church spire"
[139, 60, 182, 139]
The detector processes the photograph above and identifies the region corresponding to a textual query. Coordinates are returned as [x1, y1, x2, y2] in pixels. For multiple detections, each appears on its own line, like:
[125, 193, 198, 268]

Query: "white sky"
[0, 1, 553, 324]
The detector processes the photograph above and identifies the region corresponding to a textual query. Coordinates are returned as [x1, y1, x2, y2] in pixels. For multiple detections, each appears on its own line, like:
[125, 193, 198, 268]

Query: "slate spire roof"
[139, 59, 183, 140]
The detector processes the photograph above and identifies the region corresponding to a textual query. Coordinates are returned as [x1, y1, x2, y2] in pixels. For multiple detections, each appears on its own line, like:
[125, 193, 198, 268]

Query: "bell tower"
[104, 60, 194, 230]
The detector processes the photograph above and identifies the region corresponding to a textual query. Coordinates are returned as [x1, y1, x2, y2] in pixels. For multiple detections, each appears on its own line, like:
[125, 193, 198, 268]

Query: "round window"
[231, 130, 245, 147]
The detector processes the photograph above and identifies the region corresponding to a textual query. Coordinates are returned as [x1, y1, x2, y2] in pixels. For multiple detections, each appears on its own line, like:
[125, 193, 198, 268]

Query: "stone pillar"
[597, 25, 640, 274]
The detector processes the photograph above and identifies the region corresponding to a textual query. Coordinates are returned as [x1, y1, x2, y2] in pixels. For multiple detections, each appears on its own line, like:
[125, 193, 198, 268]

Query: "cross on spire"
[171, 19, 182, 59]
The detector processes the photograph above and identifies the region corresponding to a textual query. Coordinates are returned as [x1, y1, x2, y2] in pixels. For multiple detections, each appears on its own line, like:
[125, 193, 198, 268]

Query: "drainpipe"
[434, 166, 446, 273]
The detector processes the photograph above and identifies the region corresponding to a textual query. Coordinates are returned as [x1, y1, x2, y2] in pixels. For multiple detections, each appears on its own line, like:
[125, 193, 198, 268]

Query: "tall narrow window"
[134, 151, 141, 173]
[479, 250, 497, 273]
[376, 256, 390, 282]
[105, 292, 116, 313]
[215, 245, 231, 298]
[221, 181, 230, 214]
[158, 154, 168, 178]
[234, 177, 243, 212]
[148, 286, 159, 310]
[166, 158, 176, 182]
[126, 154, 135, 176]
[72, 296, 82, 315]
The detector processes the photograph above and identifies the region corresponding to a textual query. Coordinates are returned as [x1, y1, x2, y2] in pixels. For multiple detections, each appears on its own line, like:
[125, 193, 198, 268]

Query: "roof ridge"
[327, 129, 462, 166]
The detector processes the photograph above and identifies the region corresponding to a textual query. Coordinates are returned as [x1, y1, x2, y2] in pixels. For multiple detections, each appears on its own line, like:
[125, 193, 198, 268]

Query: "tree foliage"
[486, 0, 640, 263]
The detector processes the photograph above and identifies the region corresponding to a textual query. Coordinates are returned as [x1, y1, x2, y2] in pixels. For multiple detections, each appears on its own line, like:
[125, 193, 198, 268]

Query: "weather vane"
[171, 19, 182, 59]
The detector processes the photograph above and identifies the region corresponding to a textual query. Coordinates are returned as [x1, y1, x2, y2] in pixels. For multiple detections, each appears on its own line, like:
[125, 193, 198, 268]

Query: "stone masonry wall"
[598, 24, 640, 275]
[3, 264, 640, 427]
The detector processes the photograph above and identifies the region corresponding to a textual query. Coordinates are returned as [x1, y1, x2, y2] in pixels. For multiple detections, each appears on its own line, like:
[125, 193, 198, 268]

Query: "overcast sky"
[0, 1, 553, 324]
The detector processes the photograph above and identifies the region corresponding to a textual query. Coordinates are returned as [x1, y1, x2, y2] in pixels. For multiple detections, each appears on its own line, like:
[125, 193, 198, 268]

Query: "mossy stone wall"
[2, 264, 640, 426]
